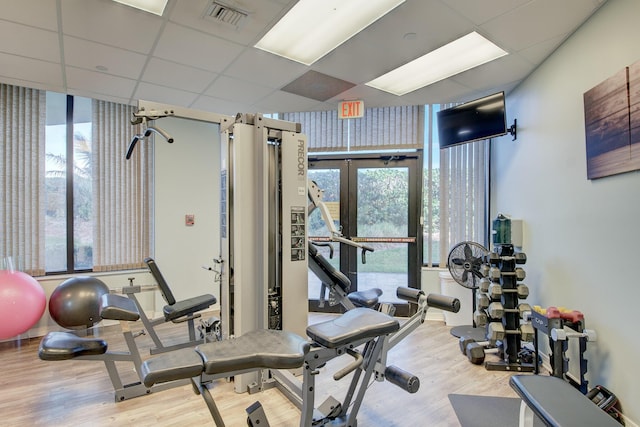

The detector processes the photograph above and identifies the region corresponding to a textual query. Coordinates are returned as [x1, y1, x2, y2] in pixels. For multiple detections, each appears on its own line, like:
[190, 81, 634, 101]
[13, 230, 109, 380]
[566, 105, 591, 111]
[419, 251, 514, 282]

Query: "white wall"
[153, 116, 221, 311]
[492, 0, 640, 421]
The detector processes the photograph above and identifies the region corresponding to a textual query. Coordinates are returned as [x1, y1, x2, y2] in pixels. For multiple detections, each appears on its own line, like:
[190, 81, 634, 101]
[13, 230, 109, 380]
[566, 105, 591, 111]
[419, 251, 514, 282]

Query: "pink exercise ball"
[0, 270, 47, 339]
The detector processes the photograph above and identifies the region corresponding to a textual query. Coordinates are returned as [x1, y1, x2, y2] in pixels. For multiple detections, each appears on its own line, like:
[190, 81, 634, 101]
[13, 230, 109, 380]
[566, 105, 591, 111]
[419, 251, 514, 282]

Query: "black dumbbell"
[466, 341, 501, 365]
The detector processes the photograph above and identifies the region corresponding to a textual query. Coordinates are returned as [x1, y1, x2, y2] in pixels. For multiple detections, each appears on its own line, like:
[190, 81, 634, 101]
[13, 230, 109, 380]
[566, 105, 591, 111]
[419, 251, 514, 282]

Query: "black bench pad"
[141, 330, 309, 387]
[141, 347, 205, 387]
[348, 288, 383, 308]
[100, 293, 140, 321]
[510, 375, 620, 427]
[164, 294, 217, 322]
[306, 307, 399, 348]
[198, 330, 310, 375]
[38, 332, 107, 361]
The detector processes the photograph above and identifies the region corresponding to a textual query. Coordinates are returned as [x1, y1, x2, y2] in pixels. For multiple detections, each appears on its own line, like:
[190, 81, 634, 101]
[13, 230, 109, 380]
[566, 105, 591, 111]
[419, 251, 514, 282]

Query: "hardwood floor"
[0, 313, 522, 426]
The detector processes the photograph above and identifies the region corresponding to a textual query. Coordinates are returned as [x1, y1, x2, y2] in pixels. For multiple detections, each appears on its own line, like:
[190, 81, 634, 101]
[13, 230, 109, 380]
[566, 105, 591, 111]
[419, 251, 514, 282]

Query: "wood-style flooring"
[0, 312, 523, 426]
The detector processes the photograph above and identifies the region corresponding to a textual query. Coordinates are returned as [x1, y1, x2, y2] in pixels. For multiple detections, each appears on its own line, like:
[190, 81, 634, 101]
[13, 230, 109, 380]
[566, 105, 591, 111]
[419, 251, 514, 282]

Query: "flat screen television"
[437, 91, 507, 149]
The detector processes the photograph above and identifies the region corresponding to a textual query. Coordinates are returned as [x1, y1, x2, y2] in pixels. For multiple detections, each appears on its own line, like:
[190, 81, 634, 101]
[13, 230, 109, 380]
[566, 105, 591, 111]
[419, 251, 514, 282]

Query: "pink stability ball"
[0, 270, 47, 339]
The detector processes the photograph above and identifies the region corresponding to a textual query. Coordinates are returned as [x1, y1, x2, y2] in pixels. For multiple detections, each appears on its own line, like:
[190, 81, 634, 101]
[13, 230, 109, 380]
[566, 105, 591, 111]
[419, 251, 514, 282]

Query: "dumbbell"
[488, 251, 501, 265]
[514, 252, 527, 264]
[476, 292, 490, 309]
[465, 341, 502, 365]
[488, 266, 526, 281]
[479, 277, 491, 292]
[486, 322, 535, 342]
[474, 309, 488, 327]
[547, 307, 585, 324]
[551, 328, 597, 342]
[489, 267, 501, 279]
[488, 283, 529, 300]
[479, 264, 490, 278]
[487, 302, 532, 319]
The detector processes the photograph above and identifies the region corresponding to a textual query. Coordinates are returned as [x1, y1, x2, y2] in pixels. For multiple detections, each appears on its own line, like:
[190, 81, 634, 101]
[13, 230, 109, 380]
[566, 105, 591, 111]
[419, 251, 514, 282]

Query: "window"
[423, 104, 489, 267]
[45, 93, 93, 273]
[0, 85, 153, 275]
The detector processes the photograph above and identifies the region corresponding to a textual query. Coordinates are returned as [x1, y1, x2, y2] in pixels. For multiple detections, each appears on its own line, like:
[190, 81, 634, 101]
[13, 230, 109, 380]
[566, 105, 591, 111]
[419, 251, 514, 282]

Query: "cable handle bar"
[314, 234, 375, 264]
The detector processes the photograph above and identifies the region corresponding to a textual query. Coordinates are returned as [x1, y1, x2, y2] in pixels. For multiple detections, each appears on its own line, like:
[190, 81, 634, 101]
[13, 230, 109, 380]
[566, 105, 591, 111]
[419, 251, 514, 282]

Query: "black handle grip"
[125, 135, 140, 160]
[426, 293, 460, 313]
[360, 245, 374, 264]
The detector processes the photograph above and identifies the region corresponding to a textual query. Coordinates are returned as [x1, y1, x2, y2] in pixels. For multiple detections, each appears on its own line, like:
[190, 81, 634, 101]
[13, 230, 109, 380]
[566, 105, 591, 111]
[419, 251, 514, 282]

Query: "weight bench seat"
[306, 307, 399, 348]
[348, 288, 383, 309]
[141, 330, 310, 388]
[39, 332, 108, 361]
[510, 375, 620, 427]
[163, 294, 217, 322]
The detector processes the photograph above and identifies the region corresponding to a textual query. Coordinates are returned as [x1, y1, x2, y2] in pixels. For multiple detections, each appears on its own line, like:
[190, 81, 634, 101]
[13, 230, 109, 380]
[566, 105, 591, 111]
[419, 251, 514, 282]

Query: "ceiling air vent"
[204, 1, 249, 29]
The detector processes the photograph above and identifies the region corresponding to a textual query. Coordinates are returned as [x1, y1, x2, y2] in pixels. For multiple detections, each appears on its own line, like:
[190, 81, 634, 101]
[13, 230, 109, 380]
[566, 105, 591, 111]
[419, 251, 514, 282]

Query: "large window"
[45, 93, 93, 272]
[1, 84, 152, 276]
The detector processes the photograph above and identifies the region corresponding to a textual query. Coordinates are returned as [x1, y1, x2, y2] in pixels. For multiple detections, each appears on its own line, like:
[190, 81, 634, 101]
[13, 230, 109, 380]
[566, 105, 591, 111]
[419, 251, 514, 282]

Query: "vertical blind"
[92, 100, 152, 271]
[283, 105, 424, 152]
[439, 137, 489, 263]
[0, 84, 45, 276]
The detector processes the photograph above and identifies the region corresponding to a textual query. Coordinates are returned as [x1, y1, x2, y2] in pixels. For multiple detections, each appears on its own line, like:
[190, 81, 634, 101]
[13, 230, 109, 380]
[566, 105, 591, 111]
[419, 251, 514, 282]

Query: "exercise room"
[1, 0, 638, 426]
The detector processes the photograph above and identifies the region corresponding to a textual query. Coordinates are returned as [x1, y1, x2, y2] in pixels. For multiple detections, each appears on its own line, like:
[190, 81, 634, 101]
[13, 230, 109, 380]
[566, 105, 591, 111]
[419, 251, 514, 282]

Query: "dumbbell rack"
[531, 308, 590, 393]
[482, 244, 535, 372]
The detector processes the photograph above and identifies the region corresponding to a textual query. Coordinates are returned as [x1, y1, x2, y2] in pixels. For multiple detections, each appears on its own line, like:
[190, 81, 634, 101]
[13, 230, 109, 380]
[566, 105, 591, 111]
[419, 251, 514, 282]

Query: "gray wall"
[492, 0, 640, 421]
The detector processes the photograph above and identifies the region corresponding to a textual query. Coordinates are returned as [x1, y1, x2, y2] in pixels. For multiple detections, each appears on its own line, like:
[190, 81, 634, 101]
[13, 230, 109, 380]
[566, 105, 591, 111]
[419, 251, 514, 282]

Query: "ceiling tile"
[440, 0, 530, 25]
[66, 66, 137, 100]
[0, 20, 60, 62]
[223, 48, 306, 88]
[61, 0, 162, 54]
[191, 93, 254, 116]
[0, 0, 58, 30]
[281, 71, 356, 102]
[256, 90, 324, 113]
[480, 0, 604, 52]
[168, 0, 287, 46]
[63, 36, 148, 79]
[205, 75, 273, 103]
[0, 52, 63, 88]
[153, 22, 245, 73]
[134, 81, 200, 108]
[142, 57, 217, 93]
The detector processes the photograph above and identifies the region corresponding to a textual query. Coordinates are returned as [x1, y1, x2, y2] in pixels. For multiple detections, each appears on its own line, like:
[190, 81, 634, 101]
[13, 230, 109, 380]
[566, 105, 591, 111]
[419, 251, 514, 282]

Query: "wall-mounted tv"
[437, 91, 507, 149]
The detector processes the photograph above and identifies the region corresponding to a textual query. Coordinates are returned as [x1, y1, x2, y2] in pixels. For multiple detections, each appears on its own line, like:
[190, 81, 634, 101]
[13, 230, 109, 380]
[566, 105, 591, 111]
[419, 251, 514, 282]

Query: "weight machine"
[128, 103, 461, 426]
[219, 113, 309, 392]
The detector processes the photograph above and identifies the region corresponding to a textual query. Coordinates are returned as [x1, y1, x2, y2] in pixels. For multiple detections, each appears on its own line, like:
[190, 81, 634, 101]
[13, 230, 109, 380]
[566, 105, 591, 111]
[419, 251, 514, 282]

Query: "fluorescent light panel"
[112, 0, 168, 16]
[255, 0, 406, 66]
[366, 32, 508, 96]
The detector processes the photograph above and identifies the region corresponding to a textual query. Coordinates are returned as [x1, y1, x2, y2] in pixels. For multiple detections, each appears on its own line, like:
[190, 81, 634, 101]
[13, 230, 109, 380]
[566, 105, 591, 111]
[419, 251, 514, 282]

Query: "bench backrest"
[144, 257, 176, 306]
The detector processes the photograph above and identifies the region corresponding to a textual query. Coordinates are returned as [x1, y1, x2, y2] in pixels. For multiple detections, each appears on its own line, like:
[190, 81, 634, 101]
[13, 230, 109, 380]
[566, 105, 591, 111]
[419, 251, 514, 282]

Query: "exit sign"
[338, 100, 364, 119]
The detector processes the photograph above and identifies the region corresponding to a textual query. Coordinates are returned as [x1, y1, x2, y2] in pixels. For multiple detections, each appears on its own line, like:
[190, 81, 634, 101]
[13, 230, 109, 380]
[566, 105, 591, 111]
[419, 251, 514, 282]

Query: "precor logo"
[297, 139, 305, 177]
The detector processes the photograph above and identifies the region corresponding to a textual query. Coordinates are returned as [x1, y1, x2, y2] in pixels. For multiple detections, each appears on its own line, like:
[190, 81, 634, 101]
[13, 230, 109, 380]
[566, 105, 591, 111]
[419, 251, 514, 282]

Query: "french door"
[308, 153, 422, 316]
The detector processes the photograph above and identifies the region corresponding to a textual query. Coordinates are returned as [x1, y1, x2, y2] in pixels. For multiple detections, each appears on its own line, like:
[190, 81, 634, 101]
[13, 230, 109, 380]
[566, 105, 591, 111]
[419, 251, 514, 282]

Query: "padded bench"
[510, 375, 621, 427]
[141, 308, 399, 388]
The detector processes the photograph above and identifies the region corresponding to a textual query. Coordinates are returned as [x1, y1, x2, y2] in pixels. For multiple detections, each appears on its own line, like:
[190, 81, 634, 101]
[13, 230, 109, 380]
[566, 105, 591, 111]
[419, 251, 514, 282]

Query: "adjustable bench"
[141, 307, 400, 426]
[308, 243, 383, 310]
[38, 293, 190, 402]
[510, 375, 621, 427]
[123, 257, 218, 354]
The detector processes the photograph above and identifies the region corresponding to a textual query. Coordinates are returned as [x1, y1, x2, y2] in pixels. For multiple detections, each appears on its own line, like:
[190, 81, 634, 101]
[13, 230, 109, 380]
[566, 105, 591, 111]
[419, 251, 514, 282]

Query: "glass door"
[308, 154, 422, 315]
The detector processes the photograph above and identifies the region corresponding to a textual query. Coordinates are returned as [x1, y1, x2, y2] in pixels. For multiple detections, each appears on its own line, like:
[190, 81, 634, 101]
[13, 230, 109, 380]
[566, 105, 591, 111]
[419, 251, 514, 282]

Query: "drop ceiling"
[0, 0, 607, 115]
